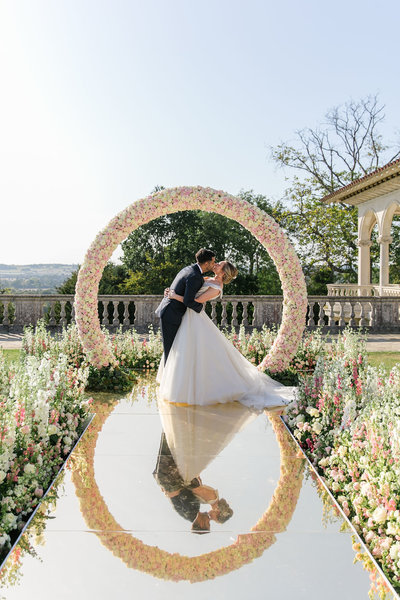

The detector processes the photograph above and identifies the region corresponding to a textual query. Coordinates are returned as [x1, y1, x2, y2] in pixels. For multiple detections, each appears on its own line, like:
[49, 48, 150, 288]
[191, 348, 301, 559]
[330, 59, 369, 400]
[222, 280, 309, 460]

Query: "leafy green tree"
[57, 263, 128, 295]
[271, 94, 400, 291]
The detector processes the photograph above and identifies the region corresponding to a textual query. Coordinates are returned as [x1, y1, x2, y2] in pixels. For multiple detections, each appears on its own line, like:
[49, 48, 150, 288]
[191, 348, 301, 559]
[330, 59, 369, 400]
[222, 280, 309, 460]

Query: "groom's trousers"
[159, 304, 181, 363]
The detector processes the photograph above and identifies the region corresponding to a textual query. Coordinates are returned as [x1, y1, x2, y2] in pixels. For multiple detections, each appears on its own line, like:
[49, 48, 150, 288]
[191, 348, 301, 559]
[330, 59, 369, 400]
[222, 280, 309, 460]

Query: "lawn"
[2, 348, 21, 363]
[367, 351, 400, 372]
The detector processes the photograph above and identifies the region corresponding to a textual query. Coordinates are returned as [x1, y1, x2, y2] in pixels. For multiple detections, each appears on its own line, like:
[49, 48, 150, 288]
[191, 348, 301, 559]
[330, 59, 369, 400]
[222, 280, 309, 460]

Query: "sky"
[1, 0, 400, 265]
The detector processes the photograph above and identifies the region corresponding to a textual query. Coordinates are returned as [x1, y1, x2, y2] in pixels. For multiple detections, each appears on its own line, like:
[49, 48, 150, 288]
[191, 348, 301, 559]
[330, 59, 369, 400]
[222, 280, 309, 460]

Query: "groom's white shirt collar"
[195, 263, 203, 274]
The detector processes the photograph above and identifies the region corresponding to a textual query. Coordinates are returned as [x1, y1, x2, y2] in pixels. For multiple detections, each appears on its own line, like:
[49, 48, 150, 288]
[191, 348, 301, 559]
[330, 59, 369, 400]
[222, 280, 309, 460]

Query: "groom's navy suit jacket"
[157, 264, 204, 361]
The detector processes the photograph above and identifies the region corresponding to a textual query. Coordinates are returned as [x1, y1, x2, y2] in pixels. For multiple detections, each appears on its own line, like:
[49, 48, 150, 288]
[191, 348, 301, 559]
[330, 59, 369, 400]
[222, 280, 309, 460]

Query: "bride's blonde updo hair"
[221, 261, 238, 284]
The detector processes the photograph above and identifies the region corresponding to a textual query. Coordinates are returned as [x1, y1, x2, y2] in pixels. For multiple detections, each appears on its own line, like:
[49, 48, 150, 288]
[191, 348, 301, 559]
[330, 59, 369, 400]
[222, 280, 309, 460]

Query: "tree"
[57, 263, 127, 295]
[271, 94, 400, 293]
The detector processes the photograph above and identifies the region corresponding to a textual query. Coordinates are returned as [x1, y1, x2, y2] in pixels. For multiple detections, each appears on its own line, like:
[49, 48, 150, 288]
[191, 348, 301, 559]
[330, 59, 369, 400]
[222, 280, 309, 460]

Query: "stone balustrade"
[0, 294, 399, 332]
[327, 283, 400, 297]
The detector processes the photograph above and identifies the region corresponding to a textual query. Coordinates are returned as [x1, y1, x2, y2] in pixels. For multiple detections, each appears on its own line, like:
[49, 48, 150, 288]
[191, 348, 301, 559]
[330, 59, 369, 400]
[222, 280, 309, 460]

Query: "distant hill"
[0, 264, 79, 294]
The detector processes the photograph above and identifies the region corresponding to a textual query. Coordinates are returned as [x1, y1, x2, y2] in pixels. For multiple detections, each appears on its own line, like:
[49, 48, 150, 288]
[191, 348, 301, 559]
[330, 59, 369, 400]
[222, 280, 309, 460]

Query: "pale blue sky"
[1, 0, 399, 264]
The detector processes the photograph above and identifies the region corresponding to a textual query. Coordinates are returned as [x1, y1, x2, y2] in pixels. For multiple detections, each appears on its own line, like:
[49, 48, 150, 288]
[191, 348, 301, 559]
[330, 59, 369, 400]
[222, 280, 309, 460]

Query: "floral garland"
[75, 186, 307, 372]
[69, 396, 305, 582]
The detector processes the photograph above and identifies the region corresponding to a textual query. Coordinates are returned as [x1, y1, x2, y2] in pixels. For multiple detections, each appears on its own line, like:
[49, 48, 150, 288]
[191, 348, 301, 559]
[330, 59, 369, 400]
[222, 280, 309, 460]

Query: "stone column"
[377, 235, 393, 291]
[357, 239, 372, 294]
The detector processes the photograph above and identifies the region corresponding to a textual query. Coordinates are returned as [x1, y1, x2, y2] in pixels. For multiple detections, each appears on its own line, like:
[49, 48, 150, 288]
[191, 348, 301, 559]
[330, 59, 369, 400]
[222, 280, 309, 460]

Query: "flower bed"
[22, 320, 323, 388]
[223, 325, 324, 385]
[285, 329, 400, 596]
[0, 349, 92, 564]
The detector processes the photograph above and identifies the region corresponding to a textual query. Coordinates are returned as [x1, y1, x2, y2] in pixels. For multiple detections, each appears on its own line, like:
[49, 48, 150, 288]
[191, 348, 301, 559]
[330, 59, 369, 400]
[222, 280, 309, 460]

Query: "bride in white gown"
[156, 260, 294, 409]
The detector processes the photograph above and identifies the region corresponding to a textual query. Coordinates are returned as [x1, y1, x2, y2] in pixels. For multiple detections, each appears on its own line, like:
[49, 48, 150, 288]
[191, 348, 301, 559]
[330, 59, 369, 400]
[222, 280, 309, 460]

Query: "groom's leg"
[160, 313, 180, 363]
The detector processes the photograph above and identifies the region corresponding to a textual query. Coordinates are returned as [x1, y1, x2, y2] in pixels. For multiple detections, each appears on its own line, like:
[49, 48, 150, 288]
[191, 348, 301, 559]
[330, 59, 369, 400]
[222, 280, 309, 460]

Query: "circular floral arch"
[75, 186, 307, 372]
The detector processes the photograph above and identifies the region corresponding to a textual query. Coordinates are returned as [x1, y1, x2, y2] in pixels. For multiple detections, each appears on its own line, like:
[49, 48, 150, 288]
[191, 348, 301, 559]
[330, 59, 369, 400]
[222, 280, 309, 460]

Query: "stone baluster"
[348, 302, 356, 327]
[326, 301, 335, 327]
[307, 302, 315, 327]
[359, 302, 368, 327]
[97, 299, 104, 324]
[112, 301, 120, 327]
[60, 301, 67, 327]
[134, 299, 145, 326]
[123, 301, 130, 327]
[48, 301, 56, 327]
[221, 301, 227, 327]
[231, 301, 238, 327]
[370, 301, 376, 328]
[102, 299, 111, 325]
[210, 301, 217, 324]
[318, 301, 325, 327]
[337, 302, 346, 327]
[242, 302, 249, 326]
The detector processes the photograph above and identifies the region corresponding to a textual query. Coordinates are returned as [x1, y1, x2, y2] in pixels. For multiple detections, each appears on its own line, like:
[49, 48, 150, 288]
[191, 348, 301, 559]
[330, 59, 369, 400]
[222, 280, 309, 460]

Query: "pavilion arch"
[357, 209, 379, 289]
[381, 201, 400, 239]
[358, 209, 379, 242]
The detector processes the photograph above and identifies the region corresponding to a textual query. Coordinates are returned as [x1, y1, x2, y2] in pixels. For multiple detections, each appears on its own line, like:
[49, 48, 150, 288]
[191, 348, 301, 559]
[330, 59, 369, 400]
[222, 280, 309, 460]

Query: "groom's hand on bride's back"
[164, 287, 170, 298]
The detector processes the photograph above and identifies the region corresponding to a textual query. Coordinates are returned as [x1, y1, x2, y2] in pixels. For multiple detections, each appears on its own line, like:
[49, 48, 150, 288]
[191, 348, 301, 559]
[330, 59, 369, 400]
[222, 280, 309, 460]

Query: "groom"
[156, 248, 216, 362]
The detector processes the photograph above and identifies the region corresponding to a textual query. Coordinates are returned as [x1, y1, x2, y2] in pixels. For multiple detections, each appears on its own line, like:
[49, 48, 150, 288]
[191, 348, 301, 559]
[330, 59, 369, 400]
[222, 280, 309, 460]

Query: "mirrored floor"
[0, 375, 377, 599]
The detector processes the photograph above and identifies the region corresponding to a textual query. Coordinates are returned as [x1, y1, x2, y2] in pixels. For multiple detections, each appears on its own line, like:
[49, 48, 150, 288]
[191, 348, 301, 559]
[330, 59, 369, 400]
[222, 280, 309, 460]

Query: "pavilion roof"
[321, 157, 400, 205]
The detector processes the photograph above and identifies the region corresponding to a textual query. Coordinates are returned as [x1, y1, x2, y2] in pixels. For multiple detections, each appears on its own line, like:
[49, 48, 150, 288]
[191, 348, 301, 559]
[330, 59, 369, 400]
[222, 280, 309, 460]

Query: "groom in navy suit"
[156, 248, 216, 363]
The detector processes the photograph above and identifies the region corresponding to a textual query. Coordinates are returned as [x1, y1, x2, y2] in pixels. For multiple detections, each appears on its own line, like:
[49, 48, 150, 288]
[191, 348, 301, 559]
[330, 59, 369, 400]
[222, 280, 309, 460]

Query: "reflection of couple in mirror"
[153, 433, 232, 533]
[153, 398, 260, 533]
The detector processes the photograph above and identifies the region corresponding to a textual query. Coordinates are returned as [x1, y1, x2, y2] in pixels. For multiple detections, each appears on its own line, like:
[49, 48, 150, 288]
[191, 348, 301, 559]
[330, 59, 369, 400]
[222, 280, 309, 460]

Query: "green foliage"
[306, 267, 336, 296]
[57, 263, 128, 295]
[278, 179, 358, 281]
[86, 365, 136, 392]
[119, 258, 179, 294]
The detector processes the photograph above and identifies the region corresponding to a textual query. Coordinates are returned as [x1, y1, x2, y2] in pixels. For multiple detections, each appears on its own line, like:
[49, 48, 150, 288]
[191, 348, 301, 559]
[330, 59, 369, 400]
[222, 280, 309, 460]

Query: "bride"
[157, 260, 294, 410]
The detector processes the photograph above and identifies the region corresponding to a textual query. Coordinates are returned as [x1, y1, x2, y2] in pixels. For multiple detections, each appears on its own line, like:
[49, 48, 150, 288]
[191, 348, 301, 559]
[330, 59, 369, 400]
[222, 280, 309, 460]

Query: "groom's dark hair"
[195, 248, 215, 264]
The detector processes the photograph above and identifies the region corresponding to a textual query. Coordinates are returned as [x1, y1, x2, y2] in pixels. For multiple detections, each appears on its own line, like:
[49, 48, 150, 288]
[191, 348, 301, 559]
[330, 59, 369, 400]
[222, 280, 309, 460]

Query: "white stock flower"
[372, 506, 387, 524]
[23, 463, 35, 475]
[360, 482, 372, 496]
[4, 513, 17, 528]
[306, 407, 319, 418]
[390, 544, 400, 560]
[312, 421, 323, 434]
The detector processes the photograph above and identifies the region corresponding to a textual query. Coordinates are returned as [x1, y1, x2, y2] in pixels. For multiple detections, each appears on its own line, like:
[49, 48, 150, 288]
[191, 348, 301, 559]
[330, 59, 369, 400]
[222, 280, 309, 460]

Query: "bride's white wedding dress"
[157, 280, 294, 409]
[157, 397, 258, 483]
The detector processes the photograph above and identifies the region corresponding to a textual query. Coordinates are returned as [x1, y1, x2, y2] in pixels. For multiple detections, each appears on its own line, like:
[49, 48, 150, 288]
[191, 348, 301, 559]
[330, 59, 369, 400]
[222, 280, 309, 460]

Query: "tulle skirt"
[157, 309, 294, 409]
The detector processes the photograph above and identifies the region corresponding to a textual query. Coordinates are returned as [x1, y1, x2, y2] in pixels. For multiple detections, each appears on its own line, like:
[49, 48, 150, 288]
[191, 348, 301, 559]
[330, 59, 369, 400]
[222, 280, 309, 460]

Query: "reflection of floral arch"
[75, 186, 307, 372]
[70, 398, 305, 582]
